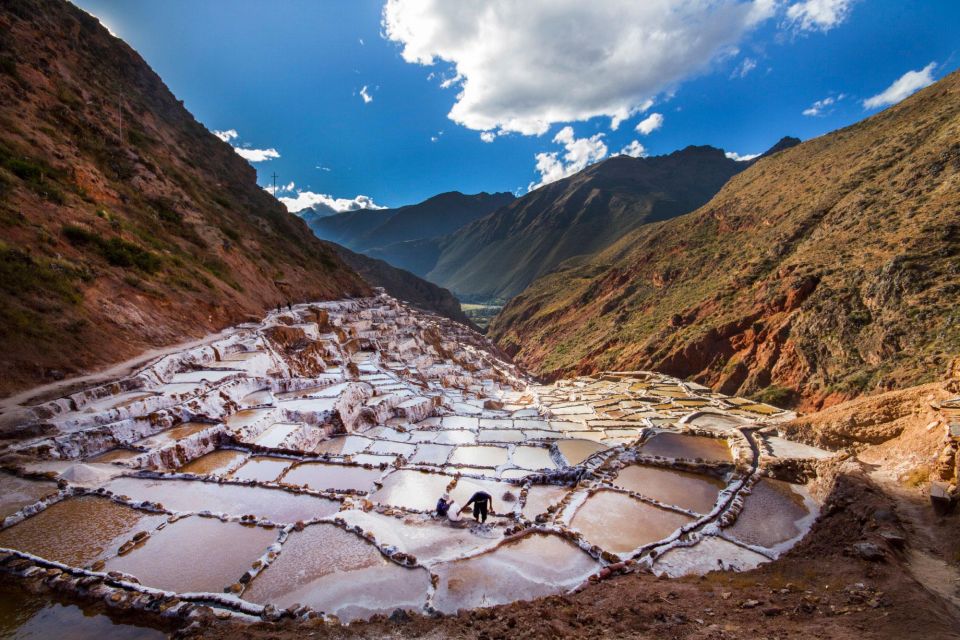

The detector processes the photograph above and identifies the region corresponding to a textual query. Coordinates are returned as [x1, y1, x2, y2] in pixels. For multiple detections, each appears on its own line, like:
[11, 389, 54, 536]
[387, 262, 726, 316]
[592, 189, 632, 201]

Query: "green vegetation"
[753, 385, 798, 409]
[63, 224, 162, 273]
[0, 242, 84, 303]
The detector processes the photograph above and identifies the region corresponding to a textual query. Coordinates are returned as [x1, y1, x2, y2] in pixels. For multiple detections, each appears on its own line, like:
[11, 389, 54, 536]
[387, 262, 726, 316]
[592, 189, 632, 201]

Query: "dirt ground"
[179, 469, 960, 640]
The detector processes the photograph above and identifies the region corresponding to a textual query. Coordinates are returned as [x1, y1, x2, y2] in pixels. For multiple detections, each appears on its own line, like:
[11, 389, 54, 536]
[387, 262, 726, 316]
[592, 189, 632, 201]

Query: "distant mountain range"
[301, 191, 514, 276]
[490, 71, 960, 410]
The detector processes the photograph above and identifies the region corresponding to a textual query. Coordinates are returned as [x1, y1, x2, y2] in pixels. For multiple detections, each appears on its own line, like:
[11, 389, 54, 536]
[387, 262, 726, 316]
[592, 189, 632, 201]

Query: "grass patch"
[62, 224, 162, 273]
[752, 385, 798, 409]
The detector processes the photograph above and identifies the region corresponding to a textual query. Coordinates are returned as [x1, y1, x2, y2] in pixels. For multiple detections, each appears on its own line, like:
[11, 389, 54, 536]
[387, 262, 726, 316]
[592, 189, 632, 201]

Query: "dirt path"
[868, 468, 960, 613]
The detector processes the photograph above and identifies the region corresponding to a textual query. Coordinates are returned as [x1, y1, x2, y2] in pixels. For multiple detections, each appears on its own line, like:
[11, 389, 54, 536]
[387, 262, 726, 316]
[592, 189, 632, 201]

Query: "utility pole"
[271, 172, 278, 196]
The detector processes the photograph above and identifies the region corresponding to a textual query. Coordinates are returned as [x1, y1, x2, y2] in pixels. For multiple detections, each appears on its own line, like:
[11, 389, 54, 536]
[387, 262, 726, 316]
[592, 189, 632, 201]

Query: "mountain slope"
[332, 246, 475, 326]
[427, 146, 752, 300]
[0, 0, 369, 395]
[303, 191, 513, 263]
[490, 71, 960, 410]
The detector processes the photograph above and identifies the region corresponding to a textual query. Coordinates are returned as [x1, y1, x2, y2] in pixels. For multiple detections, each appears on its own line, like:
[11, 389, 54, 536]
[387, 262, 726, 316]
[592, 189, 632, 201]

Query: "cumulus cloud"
[213, 128, 280, 163]
[863, 63, 937, 110]
[529, 126, 608, 191]
[479, 131, 496, 143]
[383, 0, 776, 136]
[360, 85, 373, 103]
[731, 57, 757, 79]
[725, 150, 760, 162]
[785, 0, 855, 32]
[213, 129, 238, 142]
[802, 93, 844, 116]
[618, 140, 647, 158]
[266, 182, 385, 215]
[635, 112, 664, 135]
[234, 147, 281, 162]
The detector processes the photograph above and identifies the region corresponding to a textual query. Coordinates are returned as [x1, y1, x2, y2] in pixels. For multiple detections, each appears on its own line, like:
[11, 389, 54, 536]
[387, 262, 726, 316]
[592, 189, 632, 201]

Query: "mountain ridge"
[490, 71, 960, 410]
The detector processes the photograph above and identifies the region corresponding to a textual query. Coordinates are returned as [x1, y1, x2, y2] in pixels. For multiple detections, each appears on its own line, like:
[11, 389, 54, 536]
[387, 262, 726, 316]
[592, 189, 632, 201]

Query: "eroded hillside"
[491, 71, 960, 411]
[0, 0, 368, 395]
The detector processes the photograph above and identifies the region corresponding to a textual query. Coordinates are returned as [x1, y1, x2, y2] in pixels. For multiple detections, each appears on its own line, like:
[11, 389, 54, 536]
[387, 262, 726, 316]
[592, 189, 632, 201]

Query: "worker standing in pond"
[459, 490, 494, 523]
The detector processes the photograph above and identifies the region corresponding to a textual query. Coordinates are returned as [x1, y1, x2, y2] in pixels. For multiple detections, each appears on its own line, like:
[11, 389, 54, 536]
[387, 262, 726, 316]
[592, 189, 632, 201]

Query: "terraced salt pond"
[0, 294, 830, 629]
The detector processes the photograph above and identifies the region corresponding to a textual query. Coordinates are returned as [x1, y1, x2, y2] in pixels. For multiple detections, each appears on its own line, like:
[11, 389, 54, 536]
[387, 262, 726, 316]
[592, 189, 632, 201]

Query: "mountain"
[490, 71, 960, 411]
[426, 145, 756, 300]
[332, 246, 475, 327]
[303, 191, 514, 276]
[0, 0, 369, 395]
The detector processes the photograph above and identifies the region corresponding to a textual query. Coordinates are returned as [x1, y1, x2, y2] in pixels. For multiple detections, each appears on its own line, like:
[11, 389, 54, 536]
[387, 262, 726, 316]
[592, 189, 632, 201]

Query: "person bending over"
[459, 491, 494, 523]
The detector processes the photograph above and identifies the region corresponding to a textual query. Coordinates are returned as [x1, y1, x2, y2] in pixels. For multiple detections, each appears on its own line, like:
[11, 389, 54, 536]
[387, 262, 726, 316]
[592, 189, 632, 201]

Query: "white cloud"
[213, 129, 280, 163]
[785, 0, 855, 32]
[635, 112, 664, 135]
[360, 85, 373, 103]
[802, 93, 844, 116]
[213, 129, 238, 142]
[731, 57, 757, 79]
[617, 140, 647, 158]
[269, 182, 385, 215]
[234, 147, 281, 162]
[725, 151, 760, 162]
[863, 63, 937, 110]
[479, 131, 496, 143]
[383, 0, 776, 136]
[528, 126, 608, 191]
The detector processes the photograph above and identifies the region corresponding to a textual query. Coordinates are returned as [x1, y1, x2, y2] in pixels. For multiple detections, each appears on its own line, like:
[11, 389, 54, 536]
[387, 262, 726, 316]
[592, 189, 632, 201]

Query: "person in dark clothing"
[276, 303, 281, 313]
[287, 301, 292, 311]
[459, 491, 494, 523]
[436, 494, 451, 518]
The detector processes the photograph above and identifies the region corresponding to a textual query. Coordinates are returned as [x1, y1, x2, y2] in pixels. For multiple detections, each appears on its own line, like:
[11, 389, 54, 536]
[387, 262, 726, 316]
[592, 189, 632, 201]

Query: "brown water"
[449, 446, 509, 467]
[177, 450, 247, 476]
[555, 439, 607, 466]
[0, 473, 58, 520]
[229, 456, 292, 483]
[725, 479, 810, 549]
[570, 490, 693, 554]
[612, 465, 725, 513]
[0, 496, 165, 567]
[103, 478, 339, 523]
[0, 582, 168, 640]
[638, 432, 732, 462]
[370, 470, 452, 511]
[105, 516, 277, 593]
[133, 423, 216, 449]
[521, 485, 568, 520]
[431, 533, 598, 613]
[510, 446, 556, 470]
[243, 523, 431, 621]
[283, 463, 382, 492]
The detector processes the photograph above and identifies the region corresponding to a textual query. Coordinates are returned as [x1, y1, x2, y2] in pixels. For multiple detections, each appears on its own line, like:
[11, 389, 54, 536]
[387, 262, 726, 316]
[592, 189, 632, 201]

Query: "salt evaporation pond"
[0, 294, 824, 628]
[244, 524, 432, 622]
[0, 582, 167, 640]
[0, 496, 166, 567]
[105, 516, 277, 593]
[431, 534, 598, 613]
[103, 477, 339, 522]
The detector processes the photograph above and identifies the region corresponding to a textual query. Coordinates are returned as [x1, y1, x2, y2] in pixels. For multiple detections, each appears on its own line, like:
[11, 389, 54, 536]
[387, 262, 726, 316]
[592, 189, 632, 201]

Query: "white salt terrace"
[0, 292, 834, 624]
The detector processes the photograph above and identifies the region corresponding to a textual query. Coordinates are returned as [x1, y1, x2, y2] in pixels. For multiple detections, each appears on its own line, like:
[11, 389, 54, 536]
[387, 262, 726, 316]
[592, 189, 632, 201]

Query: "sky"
[74, 0, 960, 213]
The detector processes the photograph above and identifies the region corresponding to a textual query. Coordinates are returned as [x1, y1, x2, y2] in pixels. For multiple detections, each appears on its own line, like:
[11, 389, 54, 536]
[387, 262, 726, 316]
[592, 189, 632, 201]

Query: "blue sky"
[74, 0, 959, 211]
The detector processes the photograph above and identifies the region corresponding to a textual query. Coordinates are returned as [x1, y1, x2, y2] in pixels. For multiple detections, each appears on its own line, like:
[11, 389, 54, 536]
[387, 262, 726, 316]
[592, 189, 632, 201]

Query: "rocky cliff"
[490, 72, 960, 411]
[0, 0, 369, 395]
